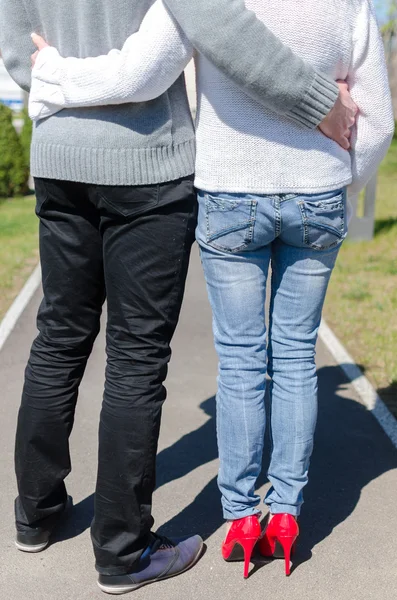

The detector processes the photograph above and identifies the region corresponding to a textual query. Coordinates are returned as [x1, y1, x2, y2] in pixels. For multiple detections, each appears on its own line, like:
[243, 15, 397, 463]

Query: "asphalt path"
[1, 248, 396, 600]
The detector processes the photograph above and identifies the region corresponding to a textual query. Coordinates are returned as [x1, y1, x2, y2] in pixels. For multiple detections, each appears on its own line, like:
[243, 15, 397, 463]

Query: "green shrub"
[20, 108, 33, 173]
[394, 121, 397, 140]
[0, 104, 29, 197]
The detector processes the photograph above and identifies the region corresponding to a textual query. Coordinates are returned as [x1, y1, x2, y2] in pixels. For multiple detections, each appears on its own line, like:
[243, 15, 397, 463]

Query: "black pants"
[15, 176, 197, 575]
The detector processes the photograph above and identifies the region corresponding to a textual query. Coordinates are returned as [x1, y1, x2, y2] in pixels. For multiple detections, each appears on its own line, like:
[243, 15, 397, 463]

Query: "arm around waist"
[29, 0, 194, 121]
[164, 0, 338, 128]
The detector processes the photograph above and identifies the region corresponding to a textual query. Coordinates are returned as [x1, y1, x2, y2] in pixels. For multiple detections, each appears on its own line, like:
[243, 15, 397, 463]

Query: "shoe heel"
[222, 515, 262, 579]
[278, 536, 296, 577]
[241, 537, 258, 579]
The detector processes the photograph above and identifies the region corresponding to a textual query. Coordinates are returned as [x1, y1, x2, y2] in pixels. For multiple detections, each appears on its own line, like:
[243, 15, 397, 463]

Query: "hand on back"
[319, 82, 358, 150]
[31, 33, 49, 67]
[30, 32, 358, 154]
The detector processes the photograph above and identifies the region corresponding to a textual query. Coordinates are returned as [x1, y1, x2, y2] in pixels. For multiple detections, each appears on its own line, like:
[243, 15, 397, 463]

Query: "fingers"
[337, 81, 359, 117]
[318, 123, 350, 150]
[31, 50, 39, 68]
[337, 127, 352, 150]
[31, 33, 50, 69]
[338, 136, 350, 151]
[347, 100, 358, 121]
[31, 33, 49, 51]
[336, 80, 349, 92]
[30, 50, 39, 67]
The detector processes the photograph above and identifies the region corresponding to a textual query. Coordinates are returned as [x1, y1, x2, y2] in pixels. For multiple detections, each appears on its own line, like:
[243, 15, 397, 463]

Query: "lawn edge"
[0, 263, 41, 353]
[319, 319, 397, 449]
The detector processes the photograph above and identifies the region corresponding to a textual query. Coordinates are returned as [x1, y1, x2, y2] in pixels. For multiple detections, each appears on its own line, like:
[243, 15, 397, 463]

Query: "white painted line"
[319, 319, 397, 449]
[0, 263, 41, 353]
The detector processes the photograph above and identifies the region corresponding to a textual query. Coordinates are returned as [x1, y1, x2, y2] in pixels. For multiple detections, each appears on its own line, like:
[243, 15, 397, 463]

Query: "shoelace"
[150, 533, 175, 552]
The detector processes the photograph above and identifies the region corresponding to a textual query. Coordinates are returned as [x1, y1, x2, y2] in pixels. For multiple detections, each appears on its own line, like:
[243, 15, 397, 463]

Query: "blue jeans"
[196, 188, 347, 519]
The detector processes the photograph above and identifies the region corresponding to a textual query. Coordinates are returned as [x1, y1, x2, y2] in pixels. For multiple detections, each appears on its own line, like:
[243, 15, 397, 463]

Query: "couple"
[1, 0, 394, 594]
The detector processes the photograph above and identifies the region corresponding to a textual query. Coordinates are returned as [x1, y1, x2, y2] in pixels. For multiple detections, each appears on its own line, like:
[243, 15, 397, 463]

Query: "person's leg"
[265, 190, 346, 516]
[15, 179, 105, 538]
[91, 176, 197, 575]
[196, 191, 274, 521]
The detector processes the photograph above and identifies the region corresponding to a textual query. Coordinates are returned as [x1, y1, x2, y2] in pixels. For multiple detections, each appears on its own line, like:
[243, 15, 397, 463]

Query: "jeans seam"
[249, 200, 257, 244]
[274, 197, 282, 237]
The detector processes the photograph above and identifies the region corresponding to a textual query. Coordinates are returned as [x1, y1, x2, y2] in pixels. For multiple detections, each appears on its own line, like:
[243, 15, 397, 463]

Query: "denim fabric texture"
[196, 188, 347, 519]
[15, 176, 197, 575]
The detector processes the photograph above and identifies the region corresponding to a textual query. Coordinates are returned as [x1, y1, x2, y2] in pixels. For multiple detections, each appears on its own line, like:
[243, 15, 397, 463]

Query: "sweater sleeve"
[0, 0, 35, 92]
[347, 0, 395, 196]
[164, 0, 338, 128]
[29, 0, 194, 121]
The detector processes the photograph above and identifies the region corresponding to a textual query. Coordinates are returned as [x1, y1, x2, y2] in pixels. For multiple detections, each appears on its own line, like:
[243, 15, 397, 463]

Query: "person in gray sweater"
[0, 0, 356, 594]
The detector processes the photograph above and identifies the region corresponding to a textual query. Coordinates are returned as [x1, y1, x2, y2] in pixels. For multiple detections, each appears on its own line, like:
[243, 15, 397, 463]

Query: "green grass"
[0, 196, 39, 320]
[324, 139, 397, 417]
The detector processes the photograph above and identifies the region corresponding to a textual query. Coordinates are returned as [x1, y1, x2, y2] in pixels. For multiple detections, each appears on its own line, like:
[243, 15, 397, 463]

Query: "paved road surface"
[1, 249, 396, 600]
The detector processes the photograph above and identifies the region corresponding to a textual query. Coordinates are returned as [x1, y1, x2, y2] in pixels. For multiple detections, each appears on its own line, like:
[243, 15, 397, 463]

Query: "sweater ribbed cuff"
[287, 72, 339, 129]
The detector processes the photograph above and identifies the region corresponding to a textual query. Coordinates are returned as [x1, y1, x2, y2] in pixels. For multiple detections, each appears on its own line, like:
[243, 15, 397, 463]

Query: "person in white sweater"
[30, 0, 394, 578]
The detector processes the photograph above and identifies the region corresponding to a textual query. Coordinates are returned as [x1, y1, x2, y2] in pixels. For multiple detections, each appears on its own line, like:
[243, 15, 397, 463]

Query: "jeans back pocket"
[298, 189, 347, 251]
[203, 193, 257, 253]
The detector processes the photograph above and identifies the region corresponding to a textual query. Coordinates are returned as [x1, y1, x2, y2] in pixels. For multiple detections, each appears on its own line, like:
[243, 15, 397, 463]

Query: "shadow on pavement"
[296, 364, 397, 566]
[156, 396, 222, 538]
[53, 362, 397, 567]
[51, 494, 94, 545]
[156, 396, 218, 491]
[156, 395, 268, 540]
[158, 363, 397, 571]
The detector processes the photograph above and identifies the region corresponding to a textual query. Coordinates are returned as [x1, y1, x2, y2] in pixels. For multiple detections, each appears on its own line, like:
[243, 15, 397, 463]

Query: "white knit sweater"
[30, 0, 394, 195]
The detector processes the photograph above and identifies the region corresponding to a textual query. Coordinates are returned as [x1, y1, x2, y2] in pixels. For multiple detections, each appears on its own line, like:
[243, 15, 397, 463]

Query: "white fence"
[349, 176, 378, 241]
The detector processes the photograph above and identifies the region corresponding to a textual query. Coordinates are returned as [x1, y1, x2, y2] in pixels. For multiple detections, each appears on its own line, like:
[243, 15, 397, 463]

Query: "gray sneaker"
[15, 496, 73, 553]
[97, 533, 204, 595]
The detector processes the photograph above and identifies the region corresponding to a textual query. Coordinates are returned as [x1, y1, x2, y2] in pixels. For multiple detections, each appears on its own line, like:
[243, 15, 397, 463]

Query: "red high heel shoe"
[221, 515, 262, 579]
[259, 513, 299, 576]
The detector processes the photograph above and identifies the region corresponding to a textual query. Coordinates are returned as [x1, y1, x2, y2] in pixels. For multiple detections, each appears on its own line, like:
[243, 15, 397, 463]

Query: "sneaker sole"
[15, 540, 49, 553]
[97, 540, 205, 595]
[15, 496, 73, 554]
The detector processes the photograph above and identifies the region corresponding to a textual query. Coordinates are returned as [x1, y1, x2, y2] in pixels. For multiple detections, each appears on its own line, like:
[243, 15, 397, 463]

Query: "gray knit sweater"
[0, 0, 338, 185]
